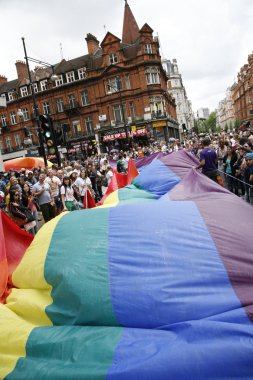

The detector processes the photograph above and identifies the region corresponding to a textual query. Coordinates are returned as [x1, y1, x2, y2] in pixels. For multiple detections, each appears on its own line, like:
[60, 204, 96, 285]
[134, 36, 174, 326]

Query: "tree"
[206, 112, 217, 132]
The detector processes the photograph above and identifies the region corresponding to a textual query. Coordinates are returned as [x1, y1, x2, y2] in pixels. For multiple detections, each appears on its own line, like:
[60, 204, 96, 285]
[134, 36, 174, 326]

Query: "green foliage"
[206, 112, 217, 131]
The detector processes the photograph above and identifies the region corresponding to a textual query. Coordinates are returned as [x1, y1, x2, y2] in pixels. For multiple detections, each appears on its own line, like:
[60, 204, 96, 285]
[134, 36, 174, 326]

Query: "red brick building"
[0, 1, 178, 160]
[231, 53, 253, 128]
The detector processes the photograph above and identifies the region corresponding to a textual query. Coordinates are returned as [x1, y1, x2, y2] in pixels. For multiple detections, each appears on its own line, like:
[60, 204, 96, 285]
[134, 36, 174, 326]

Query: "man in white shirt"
[32, 173, 55, 222]
[45, 169, 61, 215]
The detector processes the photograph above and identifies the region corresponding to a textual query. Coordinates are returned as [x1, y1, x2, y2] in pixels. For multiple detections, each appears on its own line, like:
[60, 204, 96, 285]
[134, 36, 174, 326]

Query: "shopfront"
[100, 126, 148, 151]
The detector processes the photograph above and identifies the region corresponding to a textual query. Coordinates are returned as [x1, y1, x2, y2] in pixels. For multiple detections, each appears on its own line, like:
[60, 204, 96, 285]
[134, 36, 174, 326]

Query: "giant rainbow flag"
[0, 150, 252, 379]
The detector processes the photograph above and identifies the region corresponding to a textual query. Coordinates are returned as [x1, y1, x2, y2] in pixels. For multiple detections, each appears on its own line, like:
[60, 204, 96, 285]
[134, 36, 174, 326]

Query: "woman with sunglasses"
[8, 190, 35, 233]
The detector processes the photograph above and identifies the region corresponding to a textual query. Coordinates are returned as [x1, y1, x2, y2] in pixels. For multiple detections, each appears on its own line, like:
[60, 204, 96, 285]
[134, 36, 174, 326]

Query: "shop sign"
[103, 128, 147, 142]
[152, 121, 167, 128]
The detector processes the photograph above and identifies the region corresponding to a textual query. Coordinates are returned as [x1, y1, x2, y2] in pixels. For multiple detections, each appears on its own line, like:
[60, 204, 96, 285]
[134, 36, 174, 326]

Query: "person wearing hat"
[244, 153, 253, 204]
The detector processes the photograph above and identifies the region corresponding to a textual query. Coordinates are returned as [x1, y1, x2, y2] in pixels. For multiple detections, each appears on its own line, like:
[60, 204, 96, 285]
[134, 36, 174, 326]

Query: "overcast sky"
[1, 0, 253, 112]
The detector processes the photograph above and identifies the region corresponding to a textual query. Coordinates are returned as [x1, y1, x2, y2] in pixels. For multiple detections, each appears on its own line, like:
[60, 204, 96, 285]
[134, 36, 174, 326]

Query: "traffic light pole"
[22, 37, 47, 166]
[49, 118, 61, 167]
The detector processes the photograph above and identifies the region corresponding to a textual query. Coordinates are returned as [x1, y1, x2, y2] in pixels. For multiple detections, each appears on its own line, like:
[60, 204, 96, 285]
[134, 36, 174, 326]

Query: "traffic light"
[39, 114, 56, 155]
[54, 126, 64, 146]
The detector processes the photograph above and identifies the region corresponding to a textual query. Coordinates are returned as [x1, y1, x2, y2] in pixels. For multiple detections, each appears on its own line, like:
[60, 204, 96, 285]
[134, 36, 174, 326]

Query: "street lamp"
[107, 76, 129, 150]
[21, 37, 59, 166]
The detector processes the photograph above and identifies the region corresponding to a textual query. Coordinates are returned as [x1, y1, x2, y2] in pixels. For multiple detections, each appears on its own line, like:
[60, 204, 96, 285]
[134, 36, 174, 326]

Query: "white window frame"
[10, 112, 17, 125]
[113, 104, 126, 123]
[66, 71, 75, 83]
[85, 116, 93, 136]
[40, 80, 47, 91]
[146, 66, 160, 85]
[81, 90, 89, 106]
[109, 53, 118, 65]
[21, 108, 29, 121]
[125, 74, 131, 90]
[107, 77, 123, 94]
[78, 68, 87, 79]
[68, 95, 76, 108]
[14, 134, 22, 148]
[20, 86, 28, 97]
[1, 114, 7, 126]
[33, 83, 38, 93]
[145, 44, 152, 54]
[8, 92, 14, 101]
[56, 98, 64, 112]
[55, 75, 63, 86]
[6, 137, 12, 150]
[42, 102, 50, 115]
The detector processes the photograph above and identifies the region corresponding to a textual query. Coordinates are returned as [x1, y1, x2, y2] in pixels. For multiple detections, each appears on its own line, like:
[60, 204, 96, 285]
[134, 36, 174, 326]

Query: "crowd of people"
[0, 128, 252, 235]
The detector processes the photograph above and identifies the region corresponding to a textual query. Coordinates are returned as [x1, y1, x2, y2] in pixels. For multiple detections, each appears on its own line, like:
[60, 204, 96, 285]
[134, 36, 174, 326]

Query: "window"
[10, 112, 17, 125]
[85, 117, 93, 136]
[109, 53, 118, 65]
[146, 67, 160, 85]
[14, 134, 22, 148]
[8, 92, 14, 101]
[6, 137, 12, 151]
[33, 83, 38, 93]
[68, 95, 76, 108]
[107, 77, 123, 94]
[56, 98, 64, 112]
[145, 44, 152, 54]
[129, 101, 135, 118]
[78, 68, 87, 79]
[66, 71, 75, 83]
[81, 90, 89, 106]
[1, 114, 7, 126]
[125, 74, 131, 90]
[150, 96, 163, 116]
[40, 80, 47, 91]
[55, 75, 63, 86]
[113, 104, 126, 123]
[21, 108, 29, 121]
[42, 102, 50, 115]
[20, 87, 28, 97]
[72, 120, 81, 136]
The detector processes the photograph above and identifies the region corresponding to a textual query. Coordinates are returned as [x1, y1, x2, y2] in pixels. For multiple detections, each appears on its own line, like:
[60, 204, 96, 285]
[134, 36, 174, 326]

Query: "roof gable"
[101, 32, 121, 47]
[139, 23, 154, 34]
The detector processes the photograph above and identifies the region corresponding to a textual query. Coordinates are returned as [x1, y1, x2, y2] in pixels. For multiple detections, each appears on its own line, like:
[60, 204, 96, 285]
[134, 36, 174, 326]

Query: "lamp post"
[21, 37, 58, 166]
[107, 76, 129, 150]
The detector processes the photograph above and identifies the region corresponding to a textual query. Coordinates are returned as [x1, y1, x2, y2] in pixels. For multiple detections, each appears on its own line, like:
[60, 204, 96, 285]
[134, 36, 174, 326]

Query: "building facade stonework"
[231, 53, 253, 128]
[0, 1, 178, 160]
[217, 87, 235, 130]
[163, 59, 194, 132]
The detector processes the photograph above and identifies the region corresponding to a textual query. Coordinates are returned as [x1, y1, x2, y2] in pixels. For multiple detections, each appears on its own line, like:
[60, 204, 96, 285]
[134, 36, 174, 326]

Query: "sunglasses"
[14, 193, 19, 196]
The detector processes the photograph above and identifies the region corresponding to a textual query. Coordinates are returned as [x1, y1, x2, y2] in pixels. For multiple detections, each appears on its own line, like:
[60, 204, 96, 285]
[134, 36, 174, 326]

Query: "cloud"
[0, 0, 252, 112]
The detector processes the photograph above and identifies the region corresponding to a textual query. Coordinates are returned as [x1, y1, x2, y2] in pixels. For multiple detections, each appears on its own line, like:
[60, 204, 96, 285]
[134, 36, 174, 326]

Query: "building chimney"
[85, 34, 100, 55]
[15, 60, 28, 81]
[0, 75, 7, 86]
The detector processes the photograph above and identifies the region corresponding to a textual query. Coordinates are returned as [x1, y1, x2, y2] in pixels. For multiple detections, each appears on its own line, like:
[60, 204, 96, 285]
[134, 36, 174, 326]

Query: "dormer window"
[78, 68, 87, 79]
[20, 86, 28, 97]
[66, 71, 75, 83]
[55, 75, 63, 86]
[33, 83, 38, 93]
[40, 80, 47, 91]
[109, 53, 118, 65]
[8, 92, 14, 101]
[145, 44, 152, 54]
